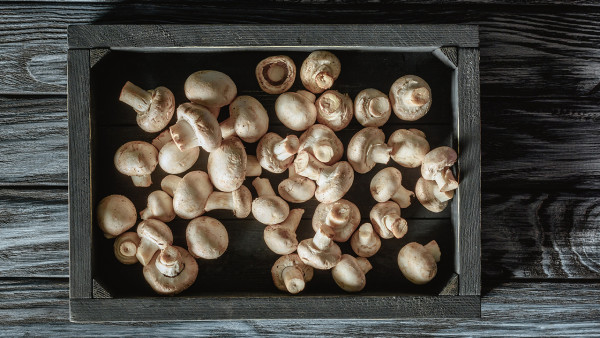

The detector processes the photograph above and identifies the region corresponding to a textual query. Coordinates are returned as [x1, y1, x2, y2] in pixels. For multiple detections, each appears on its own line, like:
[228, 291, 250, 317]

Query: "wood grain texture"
[7, 0, 600, 5]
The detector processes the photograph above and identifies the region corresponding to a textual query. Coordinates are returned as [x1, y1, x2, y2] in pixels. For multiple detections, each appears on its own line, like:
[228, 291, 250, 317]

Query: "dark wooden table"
[1, 1, 599, 335]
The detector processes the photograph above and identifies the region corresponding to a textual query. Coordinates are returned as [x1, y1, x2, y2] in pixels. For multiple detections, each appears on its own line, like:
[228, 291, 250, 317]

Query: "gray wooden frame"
[68, 24, 480, 322]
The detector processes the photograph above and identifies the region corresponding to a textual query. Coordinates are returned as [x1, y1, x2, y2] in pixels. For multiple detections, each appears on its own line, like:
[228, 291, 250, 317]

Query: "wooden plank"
[6, 0, 600, 5]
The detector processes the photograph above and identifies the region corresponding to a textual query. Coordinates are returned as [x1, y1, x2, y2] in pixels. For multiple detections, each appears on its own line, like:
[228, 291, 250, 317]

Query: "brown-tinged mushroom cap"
[140, 190, 176, 223]
[251, 177, 290, 225]
[312, 200, 360, 242]
[389, 75, 432, 121]
[119, 81, 175, 133]
[169, 103, 222, 152]
[354, 88, 392, 127]
[369, 201, 408, 239]
[271, 254, 314, 294]
[158, 139, 200, 175]
[298, 124, 344, 166]
[388, 129, 430, 168]
[297, 225, 342, 270]
[203, 185, 253, 218]
[421, 146, 458, 192]
[294, 151, 354, 204]
[256, 132, 299, 174]
[113, 231, 140, 265]
[256, 55, 296, 95]
[415, 177, 454, 213]
[370, 167, 415, 208]
[350, 223, 381, 258]
[300, 51, 341, 94]
[347, 127, 392, 174]
[220, 96, 269, 143]
[184, 70, 237, 109]
[143, 246, 198, 295]
[207, 136, 247, 192]
[186, 216, 229, 260]
[97, 194, 137, 238]
[172, 171, 213, 219]
[114, 141, 159, 187]
[264, 209, 304, 255]
[277, 166, 316, 203]
[274, 91, 318, 131]
[332, 255, 372, 292]
[315, 90, 353, 131]
[136, 219, 174, 266]
[397, 241, 440, 285]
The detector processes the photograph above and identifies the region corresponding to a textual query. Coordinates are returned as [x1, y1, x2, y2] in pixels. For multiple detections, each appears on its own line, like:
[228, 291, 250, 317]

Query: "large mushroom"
[186, 216, 229, 260]
[389, 75, 432, 121]
[256, 55, 296, 94]
[294, 151, 354, 204]
[331, 255, 372, 292]
[140, 190, 176, 223]
[169, 103, 222, 152]
[274, 91, 317, 131]
[184, 70, 237, 117]
[370, 167, 414, 208]
[114, 141, 158, 187]
[135, 219, 174, 266]
[398, 241, 441, 285]
[161, 171, 213, 219]
[297, 225, 342, 270]
[369, 201, 408, 239]
[264, 209, 304, 255]
[271, 254, 314, 295]
[388, 129, 430, 168]
[350, 223, 381, 258]
[277, 166, 316, 203]
[96, 194, 137, 238]
[251, 177, 290, 225]
[312, 200, 360, 242]
[143, 245, 198, 295]
[415, 177, 454, 213]
[119, 81, 175, 133]
[300, 51, 341, 94]
[298, 124, 344, 165]
[347, 127, 392, 174]
[207, 136, 247, 192]
[315, 90, 353, 131]
[204, 185, 252, 218]
[354, 88, 391, 127]
[421, 146, 459, 192]
[256, 132, 299, 174]
[220, 96, 269, 143]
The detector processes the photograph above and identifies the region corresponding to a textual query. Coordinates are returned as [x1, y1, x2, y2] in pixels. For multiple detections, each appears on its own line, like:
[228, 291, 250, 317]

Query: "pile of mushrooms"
[97, 49, 458, 296]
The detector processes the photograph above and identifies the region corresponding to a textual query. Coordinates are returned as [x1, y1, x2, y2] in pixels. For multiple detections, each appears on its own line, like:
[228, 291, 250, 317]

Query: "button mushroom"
[271, 254, 313, 295]
[169, 102, 222, 152]
[274, 91, 317, 131]
[207, 136, 247, 192]
[264, 208, 304, 255]
[312, 199, 360, 242]
[251, 177, 290, 225]
[350, 223, 381, 258]
[331, 255, 372, 292]
[143, 245, 198, 295]
[136, 219, 174, 266]
[113, 231, 140, 265]
[220, 96, 269, 143]
[297, 225, 342, 270]
[162, 171, 213, 220]
[140, 190, 176, 223]
[389, 75, 432, 121]
[370, 201, 408, 239]
[119, 81, 175, 133]
[370, 167, 414, 208]
[204, 185, 252, 219]
[354, 88, 391, 127]
[256, 55, 296, 94]
[300, 51, 341, 94]
[347, 127, 392, 174]
[114, 141, 159, 187]
[421, 146, 459, 192]
[298, 124, 344, 166]
[96, 194, 137, 238]
[388, 129, 430, 168]
[397, 240, 441, 285]
[415, 177, 454, 213]
[315, 90, 353, 131]
[184, 70, 237, 118]
[186, 216, 229, 260]
[293, 151, 354, 203]
[157, 139, 200, 175]
[246, 155, 262, 177]
[277, 166, 316, 203]
[256, 132, 299, 174]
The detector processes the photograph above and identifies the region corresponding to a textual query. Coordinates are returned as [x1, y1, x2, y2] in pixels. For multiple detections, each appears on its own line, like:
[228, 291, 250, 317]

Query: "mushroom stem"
[113, 232, 140, 265]
[131, 174, 152, 187]
[312, 140, 335, 164]
[139, 207, 153, 220]
[219, 118, 236, 139]
[382, 214, 408, 239]
[155, 246, 184, 277]
[435, 168, 459, 192]
[358, 223, 376, 245]
[273, 135, 300, 161]
[170, 119, 198, 151]
[404, 86, 430, 107]
[295, 151, 326, 181]
[368, 96, 391, 118]
[315, 68, 335, 90]
[392, 185, 415, 209]
[282, 266, 305, 294]
[355, 257, 373, 274]
[288, 165, 297, 178]
[161, 175, 182, 197]
[325, 204, 351, 228]
[246, 155, 262, 177]
[318, 92, 341, 115]
[252, 177, 276, 197]
[425, 240, 441, 262]
[119, 81, 152, 113]
[203, 191, 234, 212]
[313, 226, 334, 251]
[368, 143, 392, 165]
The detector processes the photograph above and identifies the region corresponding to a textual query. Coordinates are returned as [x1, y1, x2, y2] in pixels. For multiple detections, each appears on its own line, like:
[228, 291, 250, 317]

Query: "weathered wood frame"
[68, 24, 480, 321]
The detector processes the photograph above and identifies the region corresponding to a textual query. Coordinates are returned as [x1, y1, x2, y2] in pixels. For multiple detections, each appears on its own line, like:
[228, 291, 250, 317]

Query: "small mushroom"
[160, 174, 181, 197]
[140, 190, 176, 223]
[246, 155, 262, 177]
[297, 225, 342, 270]
[113, 231, 140, 265]
[220, 96, 269, 143]
[397, 240, 441, 285]
[186, 216, 229, 260]
[350, 223, 381, 258]
[271, 254, 314, 294]
[114, 141, 159, 187]
[119, 81, 175, 133]
[369, 201, 408, 239]
[389, 75, 432, 121]
[421, 146, 459, 192]
[251, 177, 290, 225]
[184, 70, 237, 117]
[277, 166, 316, 203]
[298, 124, 343, 165]
[151, 129, 174, 151]
[158, 140, 200, 175]
[354, 88, 391, 127]
[264, 209, 304, 255]
[207, 136, 247, 192]
[96, 194, 137, 238]
[162, 171, 213, 220]
[315, 90, 353, 131]
[169, 103, 222, 152]
[331, 255, 372, 292]
[204, 185, 252, 218]
[143, 245, 198, 295]
[136, 219, 174, 266]
[256, 132, 299, 174]
[415, 177, 454, 213]
[312, 200, 360, 242]
[274, 91, 317, 131]
[347, 127, 392, 174]
[256, 55, 296, 94]
[370, 167, 414, 208]
[294, 151, 354, 203]
[388, 129, 430, 168]
[300, 51, 341, 94]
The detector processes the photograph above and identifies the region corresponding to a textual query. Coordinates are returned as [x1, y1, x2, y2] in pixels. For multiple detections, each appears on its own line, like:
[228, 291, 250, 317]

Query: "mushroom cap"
[354, 88, 391, 127]
[274, 92, 317, 131]
[278, 176, 316, 203]
[173, 171, 213, 219]
[297, 227, 342, 270]
[114, 141, 158, 177]
[350, 223, 382, 258]
[113, 231, 140, 265]
[158, 139, 200, 175]
[398, 242, 438, 285]
[315, 161, 354, 204]
[184, 70, 237, 108]
[312, 200, 360, 242]
[389, 75, 432, 121]
[143, 246, 199, 295]
[421, 146, 458, 180]
[256, 55, 296, 94]
[347, 127, 388, 174]
[173, 103, 222, 152]
[415, 177, 453, 213]
[207, 136, 247, 192]
[231, 185, 253, 218]
[227, 96, 269, 143]
[370, 167, 407, 203]
[141, 190, 175, 223]
[264, 209, 304, 255]
[256, 132, 297, 174]
[388, 129, 430, 168]
[252, 195, 290, 225]
[332, 255, 370, 292]
[137, 86, 176, 133]
[97, 194, 137, 238]
[315, 90, 353, 131]
[300, 51, 341, 94]
[271, 254, 314, 293]
[298, 124, 344, 166]
[186, 216, 229, 260]
[137, 219, 174, 248]
[369, 201, 405, 239]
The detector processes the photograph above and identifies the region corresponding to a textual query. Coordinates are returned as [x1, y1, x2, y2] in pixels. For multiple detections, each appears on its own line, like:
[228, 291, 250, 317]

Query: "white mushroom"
[184, 70, 237, 117]
[143, 245, 198, 295]
[161, 171, 213, 219]
[277, 166, 316, 203]
[119, 81, 175, 133]
[264, 209, 304, 255]
[113, 231, 140, 265]
[397, 241, 441, 285]
[300, 51, 341, 94]
[204, 185, 252, 218]
[140, 190, 176, 222]
[388, 129, 430, 168]
[315, 90, 353, 131]
[370, 167, 414, 208]
[415, 177, 454, 213]
[369, 201, 408, 239]
[331, 255, 372, 292]
[186, 216, 229, 260]
[256, 132, 299, 174]
[271, 254, 313, 294]
[350, 223, 381, 258]
[421, 146, 458, 192]
[135, 219, 174, 266]
[312, 200, 360, 242]
[114, 141, 158, 187]
[297, 225, 342, 270]
[389, 75, 432, 121]
[96, 194, 137, 238]
[294, 151, 354, 204]
[256, 55, 296, 94]
[354, 88, 391, 127]
[169, 103, 222, 152]
[158, 140, 200, 175]
[298, 124, 343, 165]
[347, 127, 392, 174]
[220, 96, 269, 143]
[207, 136, 247, 192]
[251, 177, 290, 225]
[274, 91, 317, 131]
